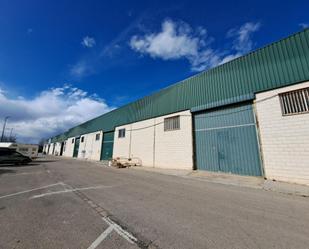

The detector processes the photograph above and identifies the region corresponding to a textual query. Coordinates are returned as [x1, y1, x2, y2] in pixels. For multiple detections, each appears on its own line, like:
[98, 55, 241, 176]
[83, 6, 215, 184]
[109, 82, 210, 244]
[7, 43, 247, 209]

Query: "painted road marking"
[30, 185, 117, 199]
[3, 171, 44, 176]
[87, 217, 138, 249]
[102, 217, 138, 244]
[87, 226, 114, 249]
[0, 182, 64, 199]
[62, 183, 138, 247]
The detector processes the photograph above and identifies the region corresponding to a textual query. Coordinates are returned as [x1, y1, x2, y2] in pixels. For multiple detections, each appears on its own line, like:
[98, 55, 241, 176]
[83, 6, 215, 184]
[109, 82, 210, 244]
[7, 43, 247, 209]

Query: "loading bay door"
[73, 137, 80, 158]
[194, 102, 262, 176]
[101, 131, 114, 160]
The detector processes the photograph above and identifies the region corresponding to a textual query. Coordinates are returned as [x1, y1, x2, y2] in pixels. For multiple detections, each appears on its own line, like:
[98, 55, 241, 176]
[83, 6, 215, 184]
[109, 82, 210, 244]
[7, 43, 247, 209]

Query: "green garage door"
[194, 102, 262, 176]
[73, 137, 80, 158]
[100, 131, 114, 160]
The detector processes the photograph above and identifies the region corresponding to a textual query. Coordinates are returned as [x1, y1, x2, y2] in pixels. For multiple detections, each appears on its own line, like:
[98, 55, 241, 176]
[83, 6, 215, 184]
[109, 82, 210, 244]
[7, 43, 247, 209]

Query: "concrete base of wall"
[263, 179, 309, 197]
[132, 166, 309, 197]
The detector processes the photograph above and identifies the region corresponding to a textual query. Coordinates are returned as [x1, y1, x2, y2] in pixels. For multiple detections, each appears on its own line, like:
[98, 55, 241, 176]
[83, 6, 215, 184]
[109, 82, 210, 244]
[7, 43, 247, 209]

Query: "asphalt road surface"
[0, 157, 309, 249]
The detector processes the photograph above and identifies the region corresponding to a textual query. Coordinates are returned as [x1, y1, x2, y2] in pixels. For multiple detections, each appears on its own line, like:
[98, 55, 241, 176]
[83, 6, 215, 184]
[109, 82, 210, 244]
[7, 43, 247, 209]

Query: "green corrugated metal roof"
[191, 93, 255, 112]
[51, 29, 309, 143]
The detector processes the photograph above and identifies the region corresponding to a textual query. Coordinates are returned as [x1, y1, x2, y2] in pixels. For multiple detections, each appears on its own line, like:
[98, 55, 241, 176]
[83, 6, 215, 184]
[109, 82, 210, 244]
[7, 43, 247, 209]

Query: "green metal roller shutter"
[194, 102, 262, 176]
[73, 137, 80, 158]
[100, 131, 114, 160]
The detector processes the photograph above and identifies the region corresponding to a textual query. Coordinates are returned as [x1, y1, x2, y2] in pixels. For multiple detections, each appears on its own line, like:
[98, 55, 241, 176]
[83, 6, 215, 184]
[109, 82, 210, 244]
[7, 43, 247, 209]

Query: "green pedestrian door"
[73, 137, 80, 158]
[194, 102, 262, 176]
[101, 131, 114, 160]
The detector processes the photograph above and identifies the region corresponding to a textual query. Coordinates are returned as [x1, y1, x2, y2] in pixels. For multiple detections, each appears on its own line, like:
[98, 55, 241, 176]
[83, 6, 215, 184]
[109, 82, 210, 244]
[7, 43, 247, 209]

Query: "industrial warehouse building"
[44, 29, 309, 185]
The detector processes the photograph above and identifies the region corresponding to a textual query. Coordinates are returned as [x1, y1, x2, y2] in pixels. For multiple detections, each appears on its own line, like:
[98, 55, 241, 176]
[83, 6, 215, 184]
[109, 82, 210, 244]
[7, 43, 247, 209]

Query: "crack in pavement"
[39, 167, 160, 249]
[70, 185, 160, 249]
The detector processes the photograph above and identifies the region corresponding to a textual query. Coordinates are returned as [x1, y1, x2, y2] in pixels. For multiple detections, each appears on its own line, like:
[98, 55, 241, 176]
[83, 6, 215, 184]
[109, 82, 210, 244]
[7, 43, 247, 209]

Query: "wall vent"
[279, 87, 309, 115]
[164, 116, 180, 131]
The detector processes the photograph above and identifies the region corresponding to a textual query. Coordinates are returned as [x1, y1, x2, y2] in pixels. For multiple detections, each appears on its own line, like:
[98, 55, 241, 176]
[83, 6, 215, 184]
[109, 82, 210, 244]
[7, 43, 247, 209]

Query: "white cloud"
[70, 13, 147, 80]
[70, 60, 95, 79]
[130, 20, 202, 60]
[130, 20, 261, 72]
[299, 23, 309, 29]
[0, 85, 114, 143]
[81, 36, 96, 48]
[227, 22, 261, 54]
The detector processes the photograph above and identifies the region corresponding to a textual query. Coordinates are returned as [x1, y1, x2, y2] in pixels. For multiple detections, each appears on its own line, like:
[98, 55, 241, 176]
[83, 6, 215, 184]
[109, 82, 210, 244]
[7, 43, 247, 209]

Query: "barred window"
[95, 133, 100, 141]
[279, 87, 309, 115]
[118, 128, 126, 138]
[164, 116, 180, 131]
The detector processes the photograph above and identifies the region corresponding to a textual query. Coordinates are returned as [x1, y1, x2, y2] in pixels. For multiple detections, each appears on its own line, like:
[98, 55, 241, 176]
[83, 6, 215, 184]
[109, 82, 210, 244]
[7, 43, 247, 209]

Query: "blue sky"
[0, 0, 308, 142]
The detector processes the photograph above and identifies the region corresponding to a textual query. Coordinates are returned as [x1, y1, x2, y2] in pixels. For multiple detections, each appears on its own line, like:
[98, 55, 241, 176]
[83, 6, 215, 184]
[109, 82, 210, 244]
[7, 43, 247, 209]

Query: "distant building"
[45, 29, 309, 186]
[0, 142, 39, 158]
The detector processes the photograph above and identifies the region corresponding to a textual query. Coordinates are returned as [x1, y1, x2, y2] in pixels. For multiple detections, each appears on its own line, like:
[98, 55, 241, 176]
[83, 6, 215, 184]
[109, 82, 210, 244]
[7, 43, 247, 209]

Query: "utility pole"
[1, 116, 9, 142]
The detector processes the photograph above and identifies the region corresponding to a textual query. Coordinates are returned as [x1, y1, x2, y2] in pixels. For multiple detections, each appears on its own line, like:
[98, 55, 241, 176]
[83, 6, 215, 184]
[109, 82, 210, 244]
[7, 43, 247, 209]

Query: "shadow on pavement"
[0, 168, 16, 175]
[32, 160, 58, 163]
[0, 160, 57, 167]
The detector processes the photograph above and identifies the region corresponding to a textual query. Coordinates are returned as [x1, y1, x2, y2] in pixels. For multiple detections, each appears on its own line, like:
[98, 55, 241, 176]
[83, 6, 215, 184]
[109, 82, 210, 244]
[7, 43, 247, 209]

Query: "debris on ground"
[112, 157, 142, 168]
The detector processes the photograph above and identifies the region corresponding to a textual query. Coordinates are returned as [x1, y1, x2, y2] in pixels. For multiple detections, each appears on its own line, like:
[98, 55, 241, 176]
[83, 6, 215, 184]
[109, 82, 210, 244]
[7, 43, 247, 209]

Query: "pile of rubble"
[111, 157, 142, 168]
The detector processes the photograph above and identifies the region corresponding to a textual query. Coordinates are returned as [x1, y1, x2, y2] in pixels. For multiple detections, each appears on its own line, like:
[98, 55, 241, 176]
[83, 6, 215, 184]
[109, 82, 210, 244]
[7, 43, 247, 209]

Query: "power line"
[49, 93, 280, 141]
[125, 93, 279, 131]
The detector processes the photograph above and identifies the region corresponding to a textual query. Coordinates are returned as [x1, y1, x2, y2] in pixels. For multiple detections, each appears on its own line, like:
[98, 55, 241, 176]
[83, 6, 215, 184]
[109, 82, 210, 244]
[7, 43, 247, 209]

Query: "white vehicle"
[0, 142, 39, 158]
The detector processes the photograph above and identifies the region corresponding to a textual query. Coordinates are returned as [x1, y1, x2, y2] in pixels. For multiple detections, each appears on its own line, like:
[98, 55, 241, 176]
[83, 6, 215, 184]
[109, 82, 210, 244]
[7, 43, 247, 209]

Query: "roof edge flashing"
[191, 93, 255, 113]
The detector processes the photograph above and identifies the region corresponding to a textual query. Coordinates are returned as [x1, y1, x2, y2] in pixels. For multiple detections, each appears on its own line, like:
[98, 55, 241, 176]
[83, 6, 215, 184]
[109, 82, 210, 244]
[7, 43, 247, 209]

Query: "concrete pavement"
[1, 157, 309, 249]
[132, 164, 309, 196]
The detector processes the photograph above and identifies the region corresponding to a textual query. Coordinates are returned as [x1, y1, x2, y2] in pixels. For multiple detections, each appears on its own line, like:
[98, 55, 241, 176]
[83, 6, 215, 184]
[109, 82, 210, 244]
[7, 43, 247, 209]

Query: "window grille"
[118, 128, 126, 138]
[164, 116, 180, 131]
[95, 133, 100, 141]
[279, 87, 309, 115]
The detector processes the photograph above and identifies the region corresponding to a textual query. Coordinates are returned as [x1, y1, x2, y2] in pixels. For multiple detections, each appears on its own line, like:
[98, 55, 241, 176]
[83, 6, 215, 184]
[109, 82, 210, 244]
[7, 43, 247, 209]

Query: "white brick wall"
[155, 112, 193, 169]
[63, 137, 75, 157]
[113, 110, 193, 169]
[54, 142, 62, 156]
[113, 124, 132, 159]
[130, 119, 155, 166]
[47, 143, 54, 155]
[78, 131, 103, 161]
[256, 81, 309, 185]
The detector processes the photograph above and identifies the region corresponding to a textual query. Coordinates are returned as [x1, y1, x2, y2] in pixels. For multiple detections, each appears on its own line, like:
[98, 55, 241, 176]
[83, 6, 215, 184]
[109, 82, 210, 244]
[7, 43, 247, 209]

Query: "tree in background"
[38, 138, 46, 153]
[1, 135, 17, 143]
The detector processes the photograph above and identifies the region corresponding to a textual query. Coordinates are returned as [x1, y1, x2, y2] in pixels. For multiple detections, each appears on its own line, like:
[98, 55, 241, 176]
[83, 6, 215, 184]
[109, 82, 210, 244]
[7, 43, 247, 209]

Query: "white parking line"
[87, 226, 114, 249]
[102, 217, 137, 244]
[0, 182, 64, 199]
[30, 185, 117, 199]
[5, 171, 44, 176]
[87, 217, 138, 249]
